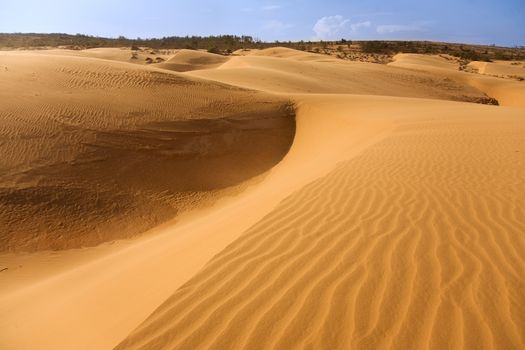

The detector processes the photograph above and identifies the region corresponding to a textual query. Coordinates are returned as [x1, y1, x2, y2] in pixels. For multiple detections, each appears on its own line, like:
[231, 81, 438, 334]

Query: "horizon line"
[1, 32, 523, 49]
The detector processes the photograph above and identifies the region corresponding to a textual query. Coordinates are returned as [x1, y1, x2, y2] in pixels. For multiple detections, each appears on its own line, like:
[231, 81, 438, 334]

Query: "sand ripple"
[118, 107, 525, 350]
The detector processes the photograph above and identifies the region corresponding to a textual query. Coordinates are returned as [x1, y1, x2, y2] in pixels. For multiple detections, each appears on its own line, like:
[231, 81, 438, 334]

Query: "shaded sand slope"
[117, 97, 525, 350]
[188, 49, 493, 104]
[0, 52, 294, 251]
[0, 94, 394, 350]
[391, 54, 525, 107]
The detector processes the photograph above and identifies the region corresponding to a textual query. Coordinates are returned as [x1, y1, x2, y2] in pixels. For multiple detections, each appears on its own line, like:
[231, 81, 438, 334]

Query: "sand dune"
[0, 93, 393, 350]
[244, 47, 336, 61]
[7, 47, 176, 65]
[116, 97, 525, 350]
[468, 60, 525, 79]
[154, 49, 229, 72]
[0, 51, 294, 251]
[391, 54, 525, 107]
[1, 47, 524, 350]
[190, 51, 493, 104]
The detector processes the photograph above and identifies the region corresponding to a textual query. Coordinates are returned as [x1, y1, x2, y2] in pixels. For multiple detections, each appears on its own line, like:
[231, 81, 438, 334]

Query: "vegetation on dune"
[0, 33, 523, 61]
[207, 47, 221, 54]
[0, 33, 264, 52]
[359, 40, 523, 61]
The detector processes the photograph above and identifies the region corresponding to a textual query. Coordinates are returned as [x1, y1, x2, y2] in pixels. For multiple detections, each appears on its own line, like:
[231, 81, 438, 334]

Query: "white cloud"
[262, 5, 281, 11]
[351, 21, 372, 32]
[312, 15, 350, 40]
[312, 16, 372, 40]
[376, 24, 422, 34]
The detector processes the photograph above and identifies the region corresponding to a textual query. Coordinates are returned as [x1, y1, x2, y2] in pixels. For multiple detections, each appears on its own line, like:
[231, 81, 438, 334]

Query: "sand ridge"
[118, 100, 525, 350]
[153, 49, 229, 72]
[0, 93, 394, 350]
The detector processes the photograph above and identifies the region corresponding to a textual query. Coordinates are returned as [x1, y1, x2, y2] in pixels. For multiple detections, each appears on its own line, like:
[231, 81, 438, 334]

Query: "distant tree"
[1, 33, 523, 62]
[494, 51, 508, 60]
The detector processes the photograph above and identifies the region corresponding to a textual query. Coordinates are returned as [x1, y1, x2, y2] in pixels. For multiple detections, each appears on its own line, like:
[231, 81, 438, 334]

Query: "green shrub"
[207, 47, 221, 54]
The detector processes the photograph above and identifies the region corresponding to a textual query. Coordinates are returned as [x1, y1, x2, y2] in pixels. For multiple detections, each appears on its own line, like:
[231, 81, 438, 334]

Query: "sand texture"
[0, 51, 294, 251]
[0, 48, 524, 350]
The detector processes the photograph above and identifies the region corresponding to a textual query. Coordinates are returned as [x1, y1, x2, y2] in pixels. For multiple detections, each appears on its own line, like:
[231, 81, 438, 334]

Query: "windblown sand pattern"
[118, 105, 525, 350]
[0, 52, 294, 251]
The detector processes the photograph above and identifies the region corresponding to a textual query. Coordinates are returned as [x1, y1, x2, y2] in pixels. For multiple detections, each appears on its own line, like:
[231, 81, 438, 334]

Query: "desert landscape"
[0, 29, 524, 350]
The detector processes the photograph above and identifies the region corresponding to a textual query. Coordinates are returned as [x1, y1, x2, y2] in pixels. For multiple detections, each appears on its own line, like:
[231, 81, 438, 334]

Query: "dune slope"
[118, 50, 525, 350]
[153, 49, 229, 72]
[0, 93, 394, 350]
[0, 52, 294, 251]
[117, 97, 525, 350]
[188, 49, 494, 104]
[390, 54, 525, 107]
[468, 60, 525, 79]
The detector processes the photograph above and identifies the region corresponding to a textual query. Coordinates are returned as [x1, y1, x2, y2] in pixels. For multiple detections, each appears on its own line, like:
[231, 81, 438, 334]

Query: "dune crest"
[153, 49, 229, 72]
[117, 97, 525, 350]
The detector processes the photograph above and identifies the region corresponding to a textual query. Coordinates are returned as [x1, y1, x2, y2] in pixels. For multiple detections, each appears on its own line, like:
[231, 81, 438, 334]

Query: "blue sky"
[1, 0, 524, 46]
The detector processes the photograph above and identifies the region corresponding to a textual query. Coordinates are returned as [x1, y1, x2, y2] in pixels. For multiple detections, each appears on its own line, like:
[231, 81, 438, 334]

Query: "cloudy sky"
[1, 0, 524, 46]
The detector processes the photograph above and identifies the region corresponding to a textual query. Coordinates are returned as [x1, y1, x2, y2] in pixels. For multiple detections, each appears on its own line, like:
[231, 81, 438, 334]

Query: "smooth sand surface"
[391, 53, 525, 107]
[154, 49, 229, 72]
[468, 60, 525, 79]
[1, 48, 524, 350]
[9, 47, 176, 65]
